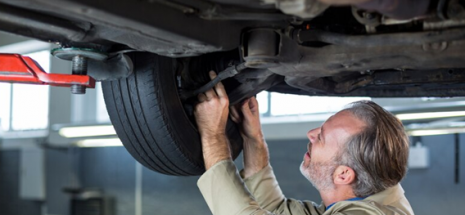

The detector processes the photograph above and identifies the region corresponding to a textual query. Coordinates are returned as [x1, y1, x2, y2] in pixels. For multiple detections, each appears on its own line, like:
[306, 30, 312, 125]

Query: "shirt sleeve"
[197, 160, 325, 215]
[243, 164, 325, 215]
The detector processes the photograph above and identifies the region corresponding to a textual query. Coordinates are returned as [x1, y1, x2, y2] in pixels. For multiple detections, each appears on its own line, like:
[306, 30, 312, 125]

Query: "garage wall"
[0, 150, 42, 215]
[79, 147, 136, 215]
[402, 134, 465, 215]
[1, 134, 464, 215]
[75, 134, 465, 215]
[76, 140, 317, 215]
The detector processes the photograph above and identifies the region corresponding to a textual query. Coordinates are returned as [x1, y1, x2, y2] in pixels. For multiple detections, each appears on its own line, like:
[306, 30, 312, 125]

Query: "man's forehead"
[322, 111, 365, 143]
[326, 110, 363, 126]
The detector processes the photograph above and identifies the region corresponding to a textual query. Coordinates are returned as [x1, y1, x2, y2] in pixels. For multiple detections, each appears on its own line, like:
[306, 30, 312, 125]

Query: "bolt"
[71, 85, 86, 94]
[71, 55, 88, 94]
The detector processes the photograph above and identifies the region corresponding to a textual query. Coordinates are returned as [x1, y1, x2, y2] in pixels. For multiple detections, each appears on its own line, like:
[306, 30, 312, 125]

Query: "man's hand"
[230, 97, 269, 178]
[194, 71, 232, 170]
[230, 98, 263, 142]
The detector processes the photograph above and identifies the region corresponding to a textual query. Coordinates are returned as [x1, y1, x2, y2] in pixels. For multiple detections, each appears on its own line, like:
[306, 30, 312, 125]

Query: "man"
[194, 71, 413, 215]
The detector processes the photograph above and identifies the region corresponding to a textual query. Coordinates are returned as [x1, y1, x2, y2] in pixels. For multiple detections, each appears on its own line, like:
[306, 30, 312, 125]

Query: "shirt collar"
[326, 196, 367, 210]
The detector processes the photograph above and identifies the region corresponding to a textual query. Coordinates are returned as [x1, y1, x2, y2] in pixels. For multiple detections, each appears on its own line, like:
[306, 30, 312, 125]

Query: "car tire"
[101, 52, 243, 176]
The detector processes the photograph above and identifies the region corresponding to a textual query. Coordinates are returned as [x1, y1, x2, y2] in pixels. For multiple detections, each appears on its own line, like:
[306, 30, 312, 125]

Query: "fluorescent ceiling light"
[59, 125, 116, 138]
[0, 40, 51, 54]
[407, 127, 465, 136]
[396, 111, 465, 121]
[76, 138, 123, 147]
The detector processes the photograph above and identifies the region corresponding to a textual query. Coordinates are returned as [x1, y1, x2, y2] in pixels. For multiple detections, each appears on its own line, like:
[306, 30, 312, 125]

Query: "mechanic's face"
[300, 111, 365, 191]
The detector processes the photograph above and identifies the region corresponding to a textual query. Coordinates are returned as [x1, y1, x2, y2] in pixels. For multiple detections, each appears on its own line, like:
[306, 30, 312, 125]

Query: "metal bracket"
[0, 53, 95, 88]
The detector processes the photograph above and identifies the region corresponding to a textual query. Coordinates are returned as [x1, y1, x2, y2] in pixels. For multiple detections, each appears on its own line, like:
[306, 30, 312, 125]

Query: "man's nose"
[306, 127, 320, 142]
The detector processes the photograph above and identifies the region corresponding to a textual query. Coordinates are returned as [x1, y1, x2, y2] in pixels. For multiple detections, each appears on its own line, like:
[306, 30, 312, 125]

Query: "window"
[255, 91, 270, 115]
[93, 85, 368, 125]
[268, 93, 370, 116]
[0, 50, 50, 131]
[0, 83, 11, 131]
[256, 91, 370, 117]
[95, 82, 111, 123]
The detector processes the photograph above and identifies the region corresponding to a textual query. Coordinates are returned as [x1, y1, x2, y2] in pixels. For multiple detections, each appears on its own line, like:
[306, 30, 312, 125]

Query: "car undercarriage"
[2, 0, 465, 97]
[1, 0, 465, 175]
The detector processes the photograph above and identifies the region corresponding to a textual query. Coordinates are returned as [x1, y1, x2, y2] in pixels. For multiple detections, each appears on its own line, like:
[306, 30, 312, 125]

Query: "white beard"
[300, 160, 337, 192]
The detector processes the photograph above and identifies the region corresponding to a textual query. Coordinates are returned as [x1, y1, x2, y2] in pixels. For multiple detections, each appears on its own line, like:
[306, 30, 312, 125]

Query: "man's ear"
[333, 165, 356, 185]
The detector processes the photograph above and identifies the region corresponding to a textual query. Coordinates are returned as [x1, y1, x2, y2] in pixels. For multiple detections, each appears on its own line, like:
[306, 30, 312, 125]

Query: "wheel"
[101, 52, 243, 176]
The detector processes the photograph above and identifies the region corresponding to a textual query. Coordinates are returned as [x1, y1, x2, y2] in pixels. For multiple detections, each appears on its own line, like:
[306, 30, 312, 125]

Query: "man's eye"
[318, 134, 321, 141]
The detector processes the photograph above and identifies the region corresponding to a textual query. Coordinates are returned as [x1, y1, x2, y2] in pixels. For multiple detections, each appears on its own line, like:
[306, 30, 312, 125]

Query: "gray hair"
[337, 100, 409, 197]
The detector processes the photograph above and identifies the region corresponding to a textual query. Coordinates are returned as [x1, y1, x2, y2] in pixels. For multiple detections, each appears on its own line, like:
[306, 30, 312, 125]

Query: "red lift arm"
[0, 53, 95, 88]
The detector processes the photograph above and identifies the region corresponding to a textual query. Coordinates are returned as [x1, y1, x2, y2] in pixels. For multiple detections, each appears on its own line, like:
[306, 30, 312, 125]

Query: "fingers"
[209, 71, 227, 98]
[228, 97, 259, 122]
[204, 88, 215, 101]
[197, 70, 228, 103]
[198, 93, 208, 103]
[249, 97, 259, 113]
[230, 106, 241, 123]
[205, 71, 217, 100]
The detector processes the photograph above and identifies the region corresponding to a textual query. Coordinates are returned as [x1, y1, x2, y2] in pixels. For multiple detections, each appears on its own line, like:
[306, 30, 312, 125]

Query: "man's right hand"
[230, 97, 269, 178]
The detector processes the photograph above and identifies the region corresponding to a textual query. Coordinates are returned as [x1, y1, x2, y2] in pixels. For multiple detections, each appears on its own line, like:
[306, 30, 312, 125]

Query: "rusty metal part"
[262, 0, 329, 19]
[243, 29, 281, 68]
[285, 75, 373, 94]
[271, 30, 465, 79]
[351, 6, 381, 27]
[424, 0, 465, 30]
[284, 68, 465, 97]
[0, 54, 95, 88]
[381, 17, 418, 25]
[372, 68, 465, 85]
[296, 28, 465, 47]
[199, 4, 291, 21]
[424, 19, 465, 30]
[355, 0, 431, 19]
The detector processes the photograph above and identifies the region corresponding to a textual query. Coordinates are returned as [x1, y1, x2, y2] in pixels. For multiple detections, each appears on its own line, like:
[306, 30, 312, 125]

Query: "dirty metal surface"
[280, 68, 465, 97]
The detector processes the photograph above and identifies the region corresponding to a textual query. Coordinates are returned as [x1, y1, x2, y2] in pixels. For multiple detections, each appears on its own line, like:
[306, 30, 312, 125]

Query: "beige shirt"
[198, 160, 414, 215]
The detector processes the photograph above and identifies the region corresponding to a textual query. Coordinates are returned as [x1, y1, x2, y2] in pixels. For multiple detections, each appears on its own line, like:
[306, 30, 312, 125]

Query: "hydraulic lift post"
[0, 47, 110, 93]
[0, 53, 95, 91]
